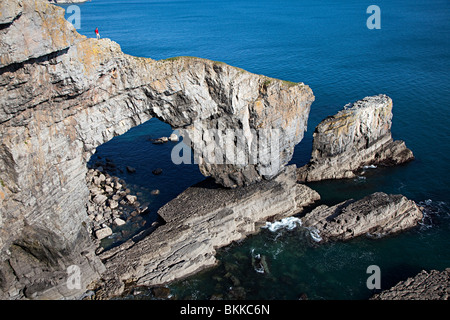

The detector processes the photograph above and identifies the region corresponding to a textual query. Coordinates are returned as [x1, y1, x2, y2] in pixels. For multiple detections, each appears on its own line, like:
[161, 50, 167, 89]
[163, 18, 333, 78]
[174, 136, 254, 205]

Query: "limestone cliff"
[0, 0, 314, 298]
[297, 95, 414, 182]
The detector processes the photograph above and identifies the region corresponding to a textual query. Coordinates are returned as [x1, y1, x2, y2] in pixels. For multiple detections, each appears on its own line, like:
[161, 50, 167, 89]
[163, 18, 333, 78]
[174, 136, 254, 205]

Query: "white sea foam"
[363, 164, 377, 169]
[307, 227, 323, 242]
[262, 216, 302, 232]
[417, 199, 449, 229]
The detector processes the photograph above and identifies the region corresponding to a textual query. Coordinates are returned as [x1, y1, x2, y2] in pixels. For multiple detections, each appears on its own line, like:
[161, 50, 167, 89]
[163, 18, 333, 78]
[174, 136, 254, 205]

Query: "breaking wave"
[262, 216, 302, 232]
[262, 216, 323, 242]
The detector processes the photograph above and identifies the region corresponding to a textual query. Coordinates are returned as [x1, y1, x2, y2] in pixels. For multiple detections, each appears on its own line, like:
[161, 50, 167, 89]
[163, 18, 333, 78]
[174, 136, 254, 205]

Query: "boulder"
[152, 137, 169, 144]
[95, 227, 112, 240]
[169, 133, 179, 142]
[125, 195, 137, 204]
[126, 166, 136, 173]
[108, 199, 119, 210]
[152, 168, 163, 175]
[93, 194, 108, 205]
[113, 218, 126, 227]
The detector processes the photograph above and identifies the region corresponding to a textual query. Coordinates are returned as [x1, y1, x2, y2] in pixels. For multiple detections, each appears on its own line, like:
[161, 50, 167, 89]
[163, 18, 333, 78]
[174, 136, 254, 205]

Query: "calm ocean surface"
[64, 0, 450, 299]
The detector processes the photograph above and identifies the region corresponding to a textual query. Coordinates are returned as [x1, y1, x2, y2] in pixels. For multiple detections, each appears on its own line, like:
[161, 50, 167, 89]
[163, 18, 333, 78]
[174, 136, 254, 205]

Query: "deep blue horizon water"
[64, 0, 450, 299]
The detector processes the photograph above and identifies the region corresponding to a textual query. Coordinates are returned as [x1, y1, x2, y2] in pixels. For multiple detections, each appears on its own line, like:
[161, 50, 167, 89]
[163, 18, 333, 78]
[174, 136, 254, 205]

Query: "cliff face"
[297, 95, 414, 182]
[0, 0, 314, 298]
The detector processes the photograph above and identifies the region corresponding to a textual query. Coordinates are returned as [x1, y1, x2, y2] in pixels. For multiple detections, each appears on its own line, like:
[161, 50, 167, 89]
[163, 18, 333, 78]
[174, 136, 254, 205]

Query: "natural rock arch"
[0, 0, 314, 299]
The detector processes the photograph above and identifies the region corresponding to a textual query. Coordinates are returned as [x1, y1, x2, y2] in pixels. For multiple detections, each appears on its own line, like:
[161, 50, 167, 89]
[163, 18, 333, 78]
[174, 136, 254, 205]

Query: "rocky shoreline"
[0, 0, 447, 301]
[85, 165, 152, 243]
[372, 268, 450, 300]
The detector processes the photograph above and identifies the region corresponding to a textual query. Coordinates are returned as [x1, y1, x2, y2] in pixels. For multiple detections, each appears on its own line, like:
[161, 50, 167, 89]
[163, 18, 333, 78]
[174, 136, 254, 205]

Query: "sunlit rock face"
[297, 94, 414, 182]
[0, 0, 314, 298]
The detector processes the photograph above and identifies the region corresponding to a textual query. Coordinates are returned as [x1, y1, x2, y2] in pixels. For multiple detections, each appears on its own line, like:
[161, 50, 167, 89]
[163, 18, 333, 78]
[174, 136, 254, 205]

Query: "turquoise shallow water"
[66, 0, 450, 299]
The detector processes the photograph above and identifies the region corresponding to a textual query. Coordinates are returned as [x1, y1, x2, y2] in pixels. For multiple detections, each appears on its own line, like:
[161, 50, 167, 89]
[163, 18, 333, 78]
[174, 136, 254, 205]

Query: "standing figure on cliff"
[95, 27, 100, 40]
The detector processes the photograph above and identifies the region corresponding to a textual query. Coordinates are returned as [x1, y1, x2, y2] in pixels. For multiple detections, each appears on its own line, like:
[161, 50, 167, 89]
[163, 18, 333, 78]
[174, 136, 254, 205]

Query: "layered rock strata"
[93, 165, 320, 298]
[0, 0, 314, 298]
[371, 268, 450, 300]
[297, 95, 414, 182]
[301, 192, 423, 242]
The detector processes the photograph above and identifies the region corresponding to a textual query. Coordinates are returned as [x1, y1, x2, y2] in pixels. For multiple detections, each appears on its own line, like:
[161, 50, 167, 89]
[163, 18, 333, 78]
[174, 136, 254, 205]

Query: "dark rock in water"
[151, 286, 171, 299]
[152, 168, 163, 175]
[150, 189, 160, 195]
[298, 293, 308, 300]
[151, 137, 169, 144]
[126, 166, 136, 173]
[251, 253, 270, 274]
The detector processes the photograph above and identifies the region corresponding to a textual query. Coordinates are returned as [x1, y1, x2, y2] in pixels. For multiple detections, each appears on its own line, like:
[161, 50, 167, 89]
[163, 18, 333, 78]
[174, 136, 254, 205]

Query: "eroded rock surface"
[301, 192, 423, 242]
[371, 268, 450, 300]
[0, 0, 314, 299]
[297, 95, 414, 182]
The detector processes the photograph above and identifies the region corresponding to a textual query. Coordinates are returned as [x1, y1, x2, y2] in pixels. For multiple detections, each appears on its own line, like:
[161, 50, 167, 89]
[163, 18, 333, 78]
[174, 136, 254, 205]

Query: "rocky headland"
[297, 94, 414, 182]
[0, 0, 440, 300]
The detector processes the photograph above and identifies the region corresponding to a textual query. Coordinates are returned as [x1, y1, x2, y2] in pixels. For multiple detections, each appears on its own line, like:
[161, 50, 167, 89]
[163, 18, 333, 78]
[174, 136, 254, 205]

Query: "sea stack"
[297, 94, 414, 182]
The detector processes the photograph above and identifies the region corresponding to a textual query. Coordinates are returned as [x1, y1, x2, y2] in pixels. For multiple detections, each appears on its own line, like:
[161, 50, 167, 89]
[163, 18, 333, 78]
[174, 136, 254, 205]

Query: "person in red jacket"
[95, 27, 100, 40]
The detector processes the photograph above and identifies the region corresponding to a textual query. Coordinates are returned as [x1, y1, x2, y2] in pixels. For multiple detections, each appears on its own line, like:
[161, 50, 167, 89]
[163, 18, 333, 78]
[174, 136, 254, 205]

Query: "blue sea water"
[64, 0, 450, 299]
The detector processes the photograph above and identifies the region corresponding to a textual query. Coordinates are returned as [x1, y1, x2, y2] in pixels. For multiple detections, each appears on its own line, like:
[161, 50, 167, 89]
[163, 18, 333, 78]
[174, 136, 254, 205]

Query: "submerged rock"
[151, 286, 171, 299]
[152, 168, 163, 175]
[297, 95, 414, 182]
[301, 192, 423, 242]
[126, 166, 136, 174]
